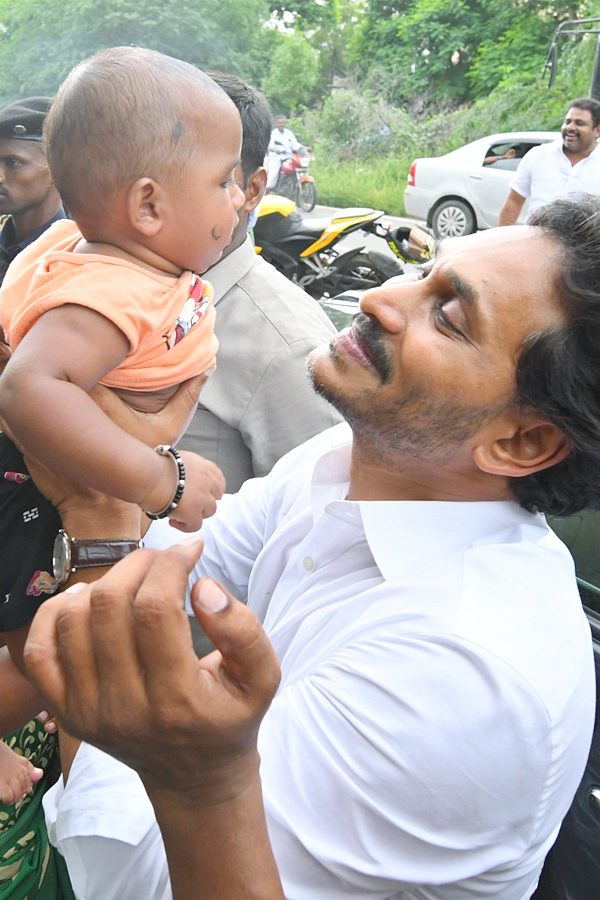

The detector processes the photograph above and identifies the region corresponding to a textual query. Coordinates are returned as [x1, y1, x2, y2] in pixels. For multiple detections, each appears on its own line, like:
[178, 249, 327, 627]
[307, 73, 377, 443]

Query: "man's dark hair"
[510, 193, 600, 516]
[567, 97, 600, 128]
[207, 71, 271, 185]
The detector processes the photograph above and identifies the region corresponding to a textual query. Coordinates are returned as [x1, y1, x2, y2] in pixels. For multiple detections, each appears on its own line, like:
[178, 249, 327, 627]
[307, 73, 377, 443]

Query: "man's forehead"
[436, 224, 544, 259]
[0, 137, 44, 158]
[566, 106, 594, 123]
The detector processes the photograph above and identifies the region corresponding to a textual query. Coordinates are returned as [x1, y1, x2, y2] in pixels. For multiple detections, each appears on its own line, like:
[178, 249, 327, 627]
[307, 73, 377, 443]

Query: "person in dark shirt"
[0, 96, 65, 285]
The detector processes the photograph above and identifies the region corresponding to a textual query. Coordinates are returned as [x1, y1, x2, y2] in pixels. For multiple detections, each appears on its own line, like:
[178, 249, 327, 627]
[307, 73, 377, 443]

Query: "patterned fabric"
[0, 721, 74, 899]
[0, 433, 61, 631]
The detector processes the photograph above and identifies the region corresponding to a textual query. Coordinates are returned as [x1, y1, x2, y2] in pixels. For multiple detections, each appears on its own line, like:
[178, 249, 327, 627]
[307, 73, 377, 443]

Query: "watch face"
[52, 529, 71, 585]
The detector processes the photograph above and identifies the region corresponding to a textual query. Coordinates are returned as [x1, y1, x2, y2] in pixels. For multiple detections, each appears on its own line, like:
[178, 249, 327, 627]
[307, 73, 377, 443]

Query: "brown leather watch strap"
[70, 539, 144, 570]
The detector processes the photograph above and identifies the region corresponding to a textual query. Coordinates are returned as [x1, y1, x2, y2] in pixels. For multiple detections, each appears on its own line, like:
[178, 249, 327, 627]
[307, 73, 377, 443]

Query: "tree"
[350, 0, 594, 107]
[0, 0, 273, 103]
[262, 33, 319, 115]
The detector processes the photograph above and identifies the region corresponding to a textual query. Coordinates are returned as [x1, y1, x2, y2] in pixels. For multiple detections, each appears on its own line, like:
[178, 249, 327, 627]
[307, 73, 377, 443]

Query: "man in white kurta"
[266, 115, 301, 190]
[44, 421, 594, 900]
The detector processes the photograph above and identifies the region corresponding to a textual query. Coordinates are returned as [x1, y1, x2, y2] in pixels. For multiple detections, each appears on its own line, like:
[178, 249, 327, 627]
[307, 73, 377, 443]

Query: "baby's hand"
[165, 452, 226, 532]
[0, 740, 44, 805]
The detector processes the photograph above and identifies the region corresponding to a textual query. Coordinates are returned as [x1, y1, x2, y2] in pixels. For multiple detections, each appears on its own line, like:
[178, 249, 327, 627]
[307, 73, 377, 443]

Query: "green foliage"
[350, 0, 594, 106]
[0, 0, 272, 102]
[306, 86, 454, 161]
[310, 35, 599, 215]
[262, 32, 320, 115]
[313, 152, 407, 215]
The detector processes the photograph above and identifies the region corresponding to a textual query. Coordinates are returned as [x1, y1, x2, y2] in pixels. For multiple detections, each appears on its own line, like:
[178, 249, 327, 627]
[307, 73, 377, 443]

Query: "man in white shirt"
[266, 114, 301, 190]
[25, 194, 600, 900]
[499, 97, 600, 225]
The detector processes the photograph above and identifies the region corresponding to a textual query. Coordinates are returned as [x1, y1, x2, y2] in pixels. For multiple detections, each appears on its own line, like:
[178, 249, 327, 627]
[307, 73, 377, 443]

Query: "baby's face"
[161, 103, 244, 274]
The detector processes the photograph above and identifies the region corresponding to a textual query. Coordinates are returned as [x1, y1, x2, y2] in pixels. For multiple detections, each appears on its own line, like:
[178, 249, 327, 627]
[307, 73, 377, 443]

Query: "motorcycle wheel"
[327, 252, 403, 294]
[297, 181, 317, 212]
[276, 176, 297, 203]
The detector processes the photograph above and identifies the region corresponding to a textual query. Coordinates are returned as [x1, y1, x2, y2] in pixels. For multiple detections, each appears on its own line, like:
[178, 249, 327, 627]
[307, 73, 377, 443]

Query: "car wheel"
[431, 200, 475, 238]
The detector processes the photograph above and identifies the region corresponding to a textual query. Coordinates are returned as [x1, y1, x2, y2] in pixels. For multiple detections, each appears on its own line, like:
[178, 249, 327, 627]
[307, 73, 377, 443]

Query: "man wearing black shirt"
[0, 96, 64, 285]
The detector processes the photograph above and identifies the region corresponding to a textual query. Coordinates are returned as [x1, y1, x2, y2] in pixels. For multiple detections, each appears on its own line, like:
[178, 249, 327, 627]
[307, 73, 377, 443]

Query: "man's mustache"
[351, 313, 394, 383]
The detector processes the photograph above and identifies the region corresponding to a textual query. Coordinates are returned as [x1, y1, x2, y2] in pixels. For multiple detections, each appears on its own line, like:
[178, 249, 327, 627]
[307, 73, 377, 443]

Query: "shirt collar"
[310, 424, 548, 582]
[204, 235, 256, 304]
[0, 207, 66, 256]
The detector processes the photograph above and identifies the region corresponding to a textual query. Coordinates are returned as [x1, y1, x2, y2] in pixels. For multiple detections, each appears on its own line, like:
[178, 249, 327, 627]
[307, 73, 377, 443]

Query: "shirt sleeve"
[258, 630, 551, 899]
[44, 743, 171, 900]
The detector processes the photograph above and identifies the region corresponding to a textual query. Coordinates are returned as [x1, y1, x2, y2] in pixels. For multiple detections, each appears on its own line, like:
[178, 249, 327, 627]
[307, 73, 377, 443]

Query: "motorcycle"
[272, 148, 317, 212]
[253, 194, 435, 299]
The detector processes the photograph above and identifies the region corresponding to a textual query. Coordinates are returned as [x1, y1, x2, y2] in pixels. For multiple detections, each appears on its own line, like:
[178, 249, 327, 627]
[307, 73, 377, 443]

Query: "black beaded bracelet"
[144, 445, 186, 520]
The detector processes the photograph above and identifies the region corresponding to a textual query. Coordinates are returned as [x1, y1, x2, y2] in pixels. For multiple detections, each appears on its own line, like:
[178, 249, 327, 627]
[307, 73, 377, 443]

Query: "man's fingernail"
[180, 536, 202, 548]
[203, 365, 217, 378]
[62, 582, 86, 595]
[197, 580, 229, 614]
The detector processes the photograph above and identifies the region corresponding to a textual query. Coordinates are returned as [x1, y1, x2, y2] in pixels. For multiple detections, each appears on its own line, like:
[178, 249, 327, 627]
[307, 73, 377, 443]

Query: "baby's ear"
[127, 178, 164, 236]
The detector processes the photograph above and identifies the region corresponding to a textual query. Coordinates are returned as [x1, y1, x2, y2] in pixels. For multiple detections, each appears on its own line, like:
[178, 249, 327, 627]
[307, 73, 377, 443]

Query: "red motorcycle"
[273, 148, 317, 212]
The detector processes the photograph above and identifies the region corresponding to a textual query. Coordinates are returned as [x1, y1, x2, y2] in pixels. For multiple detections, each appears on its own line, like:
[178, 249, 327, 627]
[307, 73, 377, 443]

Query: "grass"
[311, 154, 410, 216]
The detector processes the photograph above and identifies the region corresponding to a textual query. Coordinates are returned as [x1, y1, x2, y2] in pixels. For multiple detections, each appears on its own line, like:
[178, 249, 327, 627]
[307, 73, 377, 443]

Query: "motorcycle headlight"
[299, 158, 310, 167]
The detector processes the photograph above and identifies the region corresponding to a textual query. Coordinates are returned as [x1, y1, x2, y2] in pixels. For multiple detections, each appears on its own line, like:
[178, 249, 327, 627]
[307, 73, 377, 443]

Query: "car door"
[462, 140, 528, 228]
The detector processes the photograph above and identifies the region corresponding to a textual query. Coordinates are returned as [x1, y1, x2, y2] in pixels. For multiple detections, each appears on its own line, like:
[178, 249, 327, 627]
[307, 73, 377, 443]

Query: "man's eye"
[434, 300, 463, 337]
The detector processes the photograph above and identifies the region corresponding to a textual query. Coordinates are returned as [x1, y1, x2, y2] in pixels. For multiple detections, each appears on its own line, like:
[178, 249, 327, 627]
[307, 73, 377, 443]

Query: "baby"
[0, 46, 244, 800]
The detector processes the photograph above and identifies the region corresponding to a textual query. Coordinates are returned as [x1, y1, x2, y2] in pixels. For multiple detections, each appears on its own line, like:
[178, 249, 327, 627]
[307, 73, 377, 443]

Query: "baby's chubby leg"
[0, 738, 43, 804]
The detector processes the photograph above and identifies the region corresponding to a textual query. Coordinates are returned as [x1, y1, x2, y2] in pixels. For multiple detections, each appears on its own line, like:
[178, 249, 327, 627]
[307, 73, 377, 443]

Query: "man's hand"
[25, 540, 285, 900]
[24, 538, 280, 797]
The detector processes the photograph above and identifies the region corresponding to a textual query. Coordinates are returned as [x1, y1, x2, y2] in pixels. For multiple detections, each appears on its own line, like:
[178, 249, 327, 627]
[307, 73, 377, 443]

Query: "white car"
[404, 131, 559, 238]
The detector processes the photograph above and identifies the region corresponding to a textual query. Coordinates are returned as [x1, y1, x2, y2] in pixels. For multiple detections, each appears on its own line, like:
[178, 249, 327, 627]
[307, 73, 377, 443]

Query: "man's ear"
[126, 178, 165, 237]
[244, 167, 267, 213]
[473, 412, 571, 478]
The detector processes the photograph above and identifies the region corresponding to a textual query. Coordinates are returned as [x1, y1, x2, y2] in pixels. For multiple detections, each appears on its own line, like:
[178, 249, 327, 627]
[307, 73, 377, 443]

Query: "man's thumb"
[191, 578, 280, 710]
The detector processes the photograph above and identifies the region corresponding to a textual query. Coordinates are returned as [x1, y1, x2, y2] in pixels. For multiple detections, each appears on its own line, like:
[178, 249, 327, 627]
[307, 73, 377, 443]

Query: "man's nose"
[359, 277, 415, 334]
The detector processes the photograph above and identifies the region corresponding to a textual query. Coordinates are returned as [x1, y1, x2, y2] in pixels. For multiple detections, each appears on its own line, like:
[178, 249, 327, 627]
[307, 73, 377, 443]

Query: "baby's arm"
[0, 305, 222, 525]
[0, 642, 46, 735]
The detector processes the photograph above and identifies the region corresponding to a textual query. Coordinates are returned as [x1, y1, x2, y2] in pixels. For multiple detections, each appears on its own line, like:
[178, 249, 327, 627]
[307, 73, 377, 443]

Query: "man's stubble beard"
[307, 342, 511, 464]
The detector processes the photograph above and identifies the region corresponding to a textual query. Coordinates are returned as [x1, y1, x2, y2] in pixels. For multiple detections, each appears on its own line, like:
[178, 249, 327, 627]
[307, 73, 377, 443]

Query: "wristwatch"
[52, 529, 144, 586]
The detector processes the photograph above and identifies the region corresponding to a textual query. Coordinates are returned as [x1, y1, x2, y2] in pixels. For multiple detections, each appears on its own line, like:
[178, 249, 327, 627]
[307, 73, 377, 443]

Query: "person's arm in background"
[24, 542, 285, 900]
[498, 188, 526, 226]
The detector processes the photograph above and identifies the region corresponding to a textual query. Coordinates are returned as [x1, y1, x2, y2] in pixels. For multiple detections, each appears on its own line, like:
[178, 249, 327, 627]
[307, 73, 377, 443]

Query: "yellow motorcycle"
[253, 194, 433, 298]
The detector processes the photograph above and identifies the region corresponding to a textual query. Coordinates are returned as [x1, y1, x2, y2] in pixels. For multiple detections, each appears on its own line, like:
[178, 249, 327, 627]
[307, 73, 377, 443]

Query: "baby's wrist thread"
[143, 445, 186, 520]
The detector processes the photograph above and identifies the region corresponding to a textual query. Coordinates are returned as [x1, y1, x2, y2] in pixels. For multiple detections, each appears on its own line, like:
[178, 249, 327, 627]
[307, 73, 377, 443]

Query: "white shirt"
[268, 126, 301, 159]
[45, 424, 596, 900]
[510, 139, 600, 215]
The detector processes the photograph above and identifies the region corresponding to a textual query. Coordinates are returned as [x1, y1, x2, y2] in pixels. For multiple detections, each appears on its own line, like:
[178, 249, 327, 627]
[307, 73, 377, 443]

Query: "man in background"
[499, 97, 600, 225]
[179, 77, 340, 492]
[0, 97, 65, 284]
[266, 113, 301, 191]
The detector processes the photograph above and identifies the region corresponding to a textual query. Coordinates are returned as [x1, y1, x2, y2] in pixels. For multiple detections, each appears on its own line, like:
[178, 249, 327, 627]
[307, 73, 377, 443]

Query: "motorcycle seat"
[294, 217, 331, 235]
